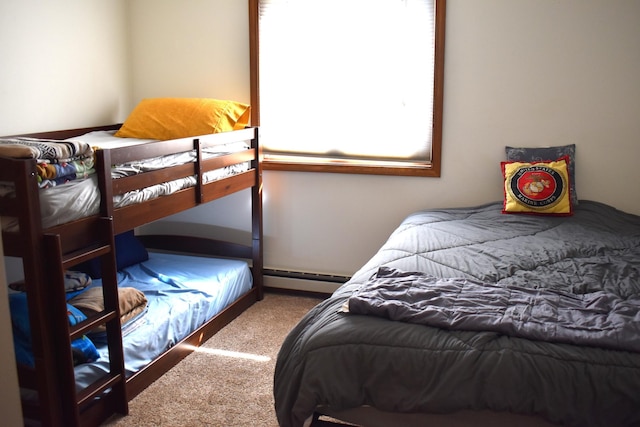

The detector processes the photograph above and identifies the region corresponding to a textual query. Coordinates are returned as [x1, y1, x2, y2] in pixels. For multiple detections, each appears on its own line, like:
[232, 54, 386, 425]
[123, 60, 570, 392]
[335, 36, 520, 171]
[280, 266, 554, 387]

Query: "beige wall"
[130, 0, 640, 278]
[0, 0, 131, 135]
[3, 0, 638, 277]
[128, 0, 251, 103]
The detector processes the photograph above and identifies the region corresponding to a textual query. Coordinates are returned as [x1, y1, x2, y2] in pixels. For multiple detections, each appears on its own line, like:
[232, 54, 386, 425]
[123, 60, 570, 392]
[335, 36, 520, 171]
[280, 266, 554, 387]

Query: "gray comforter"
[274, 201, 640, 427]
[348, 266, 640, 353]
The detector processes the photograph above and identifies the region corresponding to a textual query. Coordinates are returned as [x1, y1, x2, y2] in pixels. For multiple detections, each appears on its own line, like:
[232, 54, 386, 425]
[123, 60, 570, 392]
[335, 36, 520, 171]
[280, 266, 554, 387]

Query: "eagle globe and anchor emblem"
[509, 164, 566, 209]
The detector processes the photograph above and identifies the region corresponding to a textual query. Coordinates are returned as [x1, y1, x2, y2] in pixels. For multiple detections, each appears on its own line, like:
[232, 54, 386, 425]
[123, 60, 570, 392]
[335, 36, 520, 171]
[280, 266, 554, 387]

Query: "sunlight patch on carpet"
[184, 344, 271, 362]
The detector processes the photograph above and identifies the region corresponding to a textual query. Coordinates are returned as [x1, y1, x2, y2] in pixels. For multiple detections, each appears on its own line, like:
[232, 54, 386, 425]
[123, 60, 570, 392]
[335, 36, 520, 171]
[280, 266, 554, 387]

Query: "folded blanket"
[0, 137, 96, 190]
[0, 137, 94, 163]
[347, 266, 640, 353]
[36, 159, 95, 188]
[68, 286, 148, 333]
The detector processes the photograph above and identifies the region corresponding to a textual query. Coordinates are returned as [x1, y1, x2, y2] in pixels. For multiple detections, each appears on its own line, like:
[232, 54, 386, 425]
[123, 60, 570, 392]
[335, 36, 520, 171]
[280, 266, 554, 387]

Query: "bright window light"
[259, 0, 435, 162]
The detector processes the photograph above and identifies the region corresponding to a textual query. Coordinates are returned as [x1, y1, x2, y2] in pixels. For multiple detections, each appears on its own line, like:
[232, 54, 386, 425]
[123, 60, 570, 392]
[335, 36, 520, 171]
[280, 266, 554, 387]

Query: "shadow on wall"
[137, 221, 251, 246]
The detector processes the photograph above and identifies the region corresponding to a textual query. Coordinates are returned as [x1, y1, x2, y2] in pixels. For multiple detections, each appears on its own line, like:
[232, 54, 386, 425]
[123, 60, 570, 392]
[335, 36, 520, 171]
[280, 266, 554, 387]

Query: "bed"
[0, 98, 263, 427]
[274, 147, 640, 427]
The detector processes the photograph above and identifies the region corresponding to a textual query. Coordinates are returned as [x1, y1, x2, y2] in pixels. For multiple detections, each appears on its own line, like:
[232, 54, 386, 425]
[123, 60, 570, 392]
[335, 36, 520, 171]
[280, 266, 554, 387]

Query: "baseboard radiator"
[263, 268, 351, 295]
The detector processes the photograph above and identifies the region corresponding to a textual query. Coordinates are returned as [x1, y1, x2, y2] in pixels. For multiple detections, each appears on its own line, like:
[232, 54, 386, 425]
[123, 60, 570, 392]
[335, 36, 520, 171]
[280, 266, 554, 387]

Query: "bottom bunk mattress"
[274, 201, 640, 427]
[75, 251, 253, 390]
[10, 251, 253, 391]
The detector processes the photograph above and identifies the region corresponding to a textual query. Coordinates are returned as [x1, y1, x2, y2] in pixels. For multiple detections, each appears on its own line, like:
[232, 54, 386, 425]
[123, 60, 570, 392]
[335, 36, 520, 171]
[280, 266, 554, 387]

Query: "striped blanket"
[0, 137, 95, 187]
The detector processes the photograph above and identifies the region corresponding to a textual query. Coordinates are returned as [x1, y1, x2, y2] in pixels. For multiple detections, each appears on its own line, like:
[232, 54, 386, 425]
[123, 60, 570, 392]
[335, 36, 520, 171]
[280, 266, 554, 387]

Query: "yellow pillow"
[115, 98, 251, 140]
[501, 156, 572, 216]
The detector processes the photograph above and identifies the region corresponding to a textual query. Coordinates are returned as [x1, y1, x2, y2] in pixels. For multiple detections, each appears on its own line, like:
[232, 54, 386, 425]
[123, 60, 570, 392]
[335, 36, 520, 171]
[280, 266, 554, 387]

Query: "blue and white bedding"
[73, 251, 252, 391]
[9, 250, 252, 391]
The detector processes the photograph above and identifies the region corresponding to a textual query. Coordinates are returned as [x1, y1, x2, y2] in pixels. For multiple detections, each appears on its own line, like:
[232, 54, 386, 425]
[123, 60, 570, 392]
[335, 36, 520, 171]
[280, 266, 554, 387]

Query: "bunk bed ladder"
[42, 216, 128, 426]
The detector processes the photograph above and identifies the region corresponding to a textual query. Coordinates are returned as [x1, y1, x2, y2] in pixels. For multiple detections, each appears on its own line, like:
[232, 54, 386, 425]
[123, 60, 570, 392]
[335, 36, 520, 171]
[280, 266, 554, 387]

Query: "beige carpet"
[102, 292, 323, 427]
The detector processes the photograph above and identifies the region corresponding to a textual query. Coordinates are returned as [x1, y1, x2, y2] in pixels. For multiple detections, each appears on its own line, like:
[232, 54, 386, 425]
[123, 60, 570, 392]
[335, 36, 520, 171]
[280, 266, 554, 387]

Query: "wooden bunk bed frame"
[0, 124, 263, 427]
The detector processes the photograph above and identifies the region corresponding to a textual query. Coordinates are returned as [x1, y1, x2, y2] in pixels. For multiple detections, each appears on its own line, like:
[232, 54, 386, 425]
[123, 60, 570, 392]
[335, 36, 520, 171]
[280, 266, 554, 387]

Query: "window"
[249, 0, 446, 177]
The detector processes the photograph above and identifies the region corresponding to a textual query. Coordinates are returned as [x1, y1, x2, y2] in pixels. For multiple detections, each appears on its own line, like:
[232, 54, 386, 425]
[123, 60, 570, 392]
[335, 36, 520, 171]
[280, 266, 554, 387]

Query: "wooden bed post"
[251, 127, 264, 300]
[4, 159, 66, 425]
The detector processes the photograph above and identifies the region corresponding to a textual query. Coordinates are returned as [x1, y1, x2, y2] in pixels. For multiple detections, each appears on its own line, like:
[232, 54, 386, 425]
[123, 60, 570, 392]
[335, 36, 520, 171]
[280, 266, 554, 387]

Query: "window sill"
[262, 154, 440, 177]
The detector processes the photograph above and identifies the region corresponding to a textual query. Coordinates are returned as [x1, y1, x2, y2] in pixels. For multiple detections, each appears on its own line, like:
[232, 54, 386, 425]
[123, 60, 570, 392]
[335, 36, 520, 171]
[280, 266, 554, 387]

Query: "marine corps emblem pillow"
[501, 156, 572, 216]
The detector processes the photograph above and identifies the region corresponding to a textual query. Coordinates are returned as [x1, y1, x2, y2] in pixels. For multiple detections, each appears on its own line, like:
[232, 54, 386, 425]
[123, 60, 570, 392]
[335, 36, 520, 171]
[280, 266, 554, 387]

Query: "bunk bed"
[274, 152, 640, 427]
[1, 100, 263, 427]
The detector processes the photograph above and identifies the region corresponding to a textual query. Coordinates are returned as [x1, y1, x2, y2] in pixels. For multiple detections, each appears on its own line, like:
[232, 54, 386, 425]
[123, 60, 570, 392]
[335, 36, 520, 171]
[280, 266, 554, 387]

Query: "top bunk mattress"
[0, 130, 251, 230]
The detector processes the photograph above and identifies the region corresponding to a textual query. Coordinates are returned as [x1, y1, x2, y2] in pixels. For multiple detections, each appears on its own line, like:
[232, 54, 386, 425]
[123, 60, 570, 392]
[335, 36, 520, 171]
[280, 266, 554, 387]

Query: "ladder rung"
[61, 243, 112, 270]
[69, 311, 118, 341]
[76, 372, 125, 407]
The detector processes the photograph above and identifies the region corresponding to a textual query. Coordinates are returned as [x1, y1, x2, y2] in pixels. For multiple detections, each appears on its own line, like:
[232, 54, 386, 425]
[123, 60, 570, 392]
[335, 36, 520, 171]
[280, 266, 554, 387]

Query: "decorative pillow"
[501, 156, 572, 216]
[75, 230, 149, 279]
[114, 97, 251, 140]
[505, 144, 577, 206]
